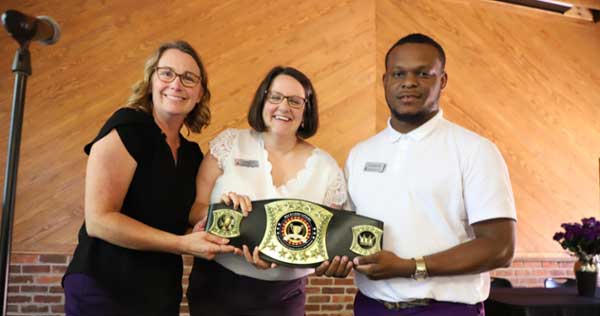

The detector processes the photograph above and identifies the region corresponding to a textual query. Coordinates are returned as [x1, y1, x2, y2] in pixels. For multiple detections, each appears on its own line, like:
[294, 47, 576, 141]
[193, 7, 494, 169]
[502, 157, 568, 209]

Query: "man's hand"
[353, 251, 413, 280]
[314, 256, 353, 278]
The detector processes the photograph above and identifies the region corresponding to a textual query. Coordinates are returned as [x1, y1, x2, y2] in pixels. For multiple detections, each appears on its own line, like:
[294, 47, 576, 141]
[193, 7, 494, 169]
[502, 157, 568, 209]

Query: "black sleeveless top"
[65, 108, 202, 315]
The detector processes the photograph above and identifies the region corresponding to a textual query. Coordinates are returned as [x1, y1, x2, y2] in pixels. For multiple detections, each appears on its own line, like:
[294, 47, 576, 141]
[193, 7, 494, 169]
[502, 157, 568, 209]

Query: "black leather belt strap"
[206, 198, 384, 268]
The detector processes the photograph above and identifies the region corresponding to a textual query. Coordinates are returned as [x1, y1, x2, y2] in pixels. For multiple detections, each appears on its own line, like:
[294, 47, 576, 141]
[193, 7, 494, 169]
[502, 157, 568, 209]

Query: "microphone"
[1, 9, 61, 45]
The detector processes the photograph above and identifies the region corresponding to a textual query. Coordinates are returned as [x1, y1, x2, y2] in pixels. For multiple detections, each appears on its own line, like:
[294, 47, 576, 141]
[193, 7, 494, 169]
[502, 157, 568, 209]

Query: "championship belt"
[206, 199, 383, 268]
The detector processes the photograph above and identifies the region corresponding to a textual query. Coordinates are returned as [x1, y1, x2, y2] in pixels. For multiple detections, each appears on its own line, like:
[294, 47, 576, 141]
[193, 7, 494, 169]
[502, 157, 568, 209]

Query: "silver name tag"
[235, 159, 259, 168]
[363, 162, 386, 173]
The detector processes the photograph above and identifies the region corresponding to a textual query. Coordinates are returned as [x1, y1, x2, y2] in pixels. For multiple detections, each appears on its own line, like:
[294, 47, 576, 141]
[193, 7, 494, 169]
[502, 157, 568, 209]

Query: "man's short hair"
[385, 33, 446, 69]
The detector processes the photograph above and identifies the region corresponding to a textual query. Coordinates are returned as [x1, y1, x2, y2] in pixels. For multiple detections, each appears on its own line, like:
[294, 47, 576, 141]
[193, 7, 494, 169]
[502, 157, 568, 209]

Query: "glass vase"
[574, 256, 598, 297]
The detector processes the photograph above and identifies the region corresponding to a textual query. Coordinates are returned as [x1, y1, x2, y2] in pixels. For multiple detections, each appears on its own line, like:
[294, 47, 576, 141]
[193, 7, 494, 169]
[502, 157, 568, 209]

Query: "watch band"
[412, 256, 428, 280]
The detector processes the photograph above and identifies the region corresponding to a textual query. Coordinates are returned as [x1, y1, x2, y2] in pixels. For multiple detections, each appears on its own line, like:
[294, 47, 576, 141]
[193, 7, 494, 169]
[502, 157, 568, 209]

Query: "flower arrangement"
[553, 217, 600, 265]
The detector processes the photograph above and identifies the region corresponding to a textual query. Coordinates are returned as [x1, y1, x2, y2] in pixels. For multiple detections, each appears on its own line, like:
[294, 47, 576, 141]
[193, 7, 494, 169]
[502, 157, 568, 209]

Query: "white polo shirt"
[345, 110, 516, 304]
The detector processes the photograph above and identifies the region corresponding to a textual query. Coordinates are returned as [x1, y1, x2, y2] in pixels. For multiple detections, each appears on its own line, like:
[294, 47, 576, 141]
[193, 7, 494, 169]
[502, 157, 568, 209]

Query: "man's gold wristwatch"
[412, 256, 428, 281]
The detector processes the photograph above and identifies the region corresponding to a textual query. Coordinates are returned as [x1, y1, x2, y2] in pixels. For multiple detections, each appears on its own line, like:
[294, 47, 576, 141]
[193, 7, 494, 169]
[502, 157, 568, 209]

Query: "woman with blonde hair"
[63, 40, 236, 316]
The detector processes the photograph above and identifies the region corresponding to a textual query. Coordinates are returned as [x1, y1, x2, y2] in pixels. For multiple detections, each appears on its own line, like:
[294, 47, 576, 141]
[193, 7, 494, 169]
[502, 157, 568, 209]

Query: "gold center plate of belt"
[259, 200, 332, 265]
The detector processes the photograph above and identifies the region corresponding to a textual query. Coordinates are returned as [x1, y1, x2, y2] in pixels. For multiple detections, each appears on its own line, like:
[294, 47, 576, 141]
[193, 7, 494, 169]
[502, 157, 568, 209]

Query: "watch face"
[413, 270, 427, 280]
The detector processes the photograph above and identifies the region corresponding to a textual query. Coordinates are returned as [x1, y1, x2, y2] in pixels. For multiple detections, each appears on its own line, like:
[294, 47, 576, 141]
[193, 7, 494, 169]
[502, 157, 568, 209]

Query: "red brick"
[183, 255, 194, 265]
[550, 269, 567, 276]
[34, 295, 62, 303]
[516, 277, 544, 287]
[180, 304, 189, 313]
[310, 277, 333, 285]
[22, 265, 51, 273]
[323, 287, 345, 294]
[9, 265, 20, 273]
[322, 304, 344, 311]
[51, 304, 65, 313]
[50, 286, 64, 293]
[39, 254, 67, 264]
[305, 286, 320, 293]
[512, 261, 542, 268]
[305, 304, 321, 311]
[9, 275, 34, 284]
[7, 295, 31, 303]
[21, 305, 49, 313]
[10, 254, 38, 264]
[35, 276, 62, 284]
[491, 269, 514, 277]
[6, 304, 18, 312]
[51, 265, 67, 273]
[334, 278, 355, 285]
[514, 270, 534, 276]
[332, 295, 354, 303]
[346, 287, 357, 294]
[308, 295, 331, 303]
[21, 285, 48, 293]
[7, 285, 19, 293]
[559, 261, 576, 269]
[542, 262, 560, 268]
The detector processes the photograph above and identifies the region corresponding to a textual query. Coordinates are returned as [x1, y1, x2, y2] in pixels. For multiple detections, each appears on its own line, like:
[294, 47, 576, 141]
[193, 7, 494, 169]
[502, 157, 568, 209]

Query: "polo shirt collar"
[384, 109, 444, 143]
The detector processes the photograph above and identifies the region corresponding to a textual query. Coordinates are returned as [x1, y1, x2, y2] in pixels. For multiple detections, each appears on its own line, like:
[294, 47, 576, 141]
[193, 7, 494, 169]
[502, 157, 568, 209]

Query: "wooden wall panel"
[1, 0, 599, 258]
[377, 0, 600, 256]
[0, 0, 375, 253]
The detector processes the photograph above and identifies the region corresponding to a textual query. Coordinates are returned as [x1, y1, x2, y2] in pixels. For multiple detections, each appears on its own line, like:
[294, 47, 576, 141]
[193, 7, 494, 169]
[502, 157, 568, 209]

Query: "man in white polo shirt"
[346, 33, 517, 316]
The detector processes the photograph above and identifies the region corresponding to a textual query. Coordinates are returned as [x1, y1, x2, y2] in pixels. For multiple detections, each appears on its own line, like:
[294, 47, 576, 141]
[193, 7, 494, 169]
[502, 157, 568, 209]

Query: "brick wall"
[6, 254, 67, 315]
[5, 253, 591, 316]
[490, 257, 579, 287]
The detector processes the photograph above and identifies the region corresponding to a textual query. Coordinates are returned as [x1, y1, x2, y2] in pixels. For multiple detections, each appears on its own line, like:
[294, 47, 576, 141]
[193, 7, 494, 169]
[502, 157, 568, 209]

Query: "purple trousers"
[63, 273, 131, 316]
[354, 291, 485, 316]
[64, 273, 180, 316]
[186, 258, 306, 316]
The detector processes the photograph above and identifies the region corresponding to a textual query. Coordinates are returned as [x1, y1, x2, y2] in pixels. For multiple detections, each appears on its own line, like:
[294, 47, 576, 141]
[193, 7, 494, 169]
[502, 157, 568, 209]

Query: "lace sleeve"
[323, 168, 348, 207]
[209, 129, 237, 169]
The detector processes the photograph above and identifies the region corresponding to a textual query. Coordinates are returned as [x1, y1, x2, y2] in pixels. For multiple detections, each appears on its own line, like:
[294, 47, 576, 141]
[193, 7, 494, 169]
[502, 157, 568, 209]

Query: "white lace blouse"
[210, 128, 347, 280]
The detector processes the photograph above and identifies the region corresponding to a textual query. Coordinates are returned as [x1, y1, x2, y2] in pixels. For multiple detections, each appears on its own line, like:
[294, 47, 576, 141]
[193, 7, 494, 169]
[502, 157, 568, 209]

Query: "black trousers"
[186, 258, 307, 316]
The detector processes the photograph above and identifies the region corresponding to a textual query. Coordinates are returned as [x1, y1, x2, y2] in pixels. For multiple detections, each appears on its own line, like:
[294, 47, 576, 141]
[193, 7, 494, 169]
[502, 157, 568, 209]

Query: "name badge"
[364, 162, 386, 173]
[235, 159, 259, 168]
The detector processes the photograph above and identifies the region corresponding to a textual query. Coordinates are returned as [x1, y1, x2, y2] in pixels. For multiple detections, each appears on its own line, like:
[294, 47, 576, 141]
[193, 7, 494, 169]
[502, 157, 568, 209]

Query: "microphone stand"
[0, 40, 32, 316]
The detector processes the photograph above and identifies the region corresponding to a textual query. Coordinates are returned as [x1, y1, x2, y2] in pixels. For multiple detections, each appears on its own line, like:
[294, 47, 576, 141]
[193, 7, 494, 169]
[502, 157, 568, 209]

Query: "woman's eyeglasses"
[265, 90, 306, 109]
[154, 67, 201, 88]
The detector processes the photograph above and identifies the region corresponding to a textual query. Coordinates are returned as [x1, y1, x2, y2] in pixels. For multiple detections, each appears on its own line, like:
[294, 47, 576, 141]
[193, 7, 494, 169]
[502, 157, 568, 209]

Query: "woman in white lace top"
[186, 66, 350, 316]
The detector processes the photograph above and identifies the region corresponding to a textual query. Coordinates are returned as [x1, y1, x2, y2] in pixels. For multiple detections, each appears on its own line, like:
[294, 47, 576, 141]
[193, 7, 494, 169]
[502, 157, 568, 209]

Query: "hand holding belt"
[206, 198, 384, 268]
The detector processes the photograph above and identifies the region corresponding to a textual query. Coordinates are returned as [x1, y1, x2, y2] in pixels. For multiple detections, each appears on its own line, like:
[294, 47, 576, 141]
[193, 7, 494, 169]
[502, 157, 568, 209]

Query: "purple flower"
[582, 217, 597, 227]
[554, 217, 600, 257]
[553, 232, 564, 241]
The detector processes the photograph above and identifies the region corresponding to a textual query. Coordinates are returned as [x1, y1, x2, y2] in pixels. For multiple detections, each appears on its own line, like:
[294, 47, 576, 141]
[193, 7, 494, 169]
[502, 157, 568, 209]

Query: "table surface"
[489, 287, 600, 307]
